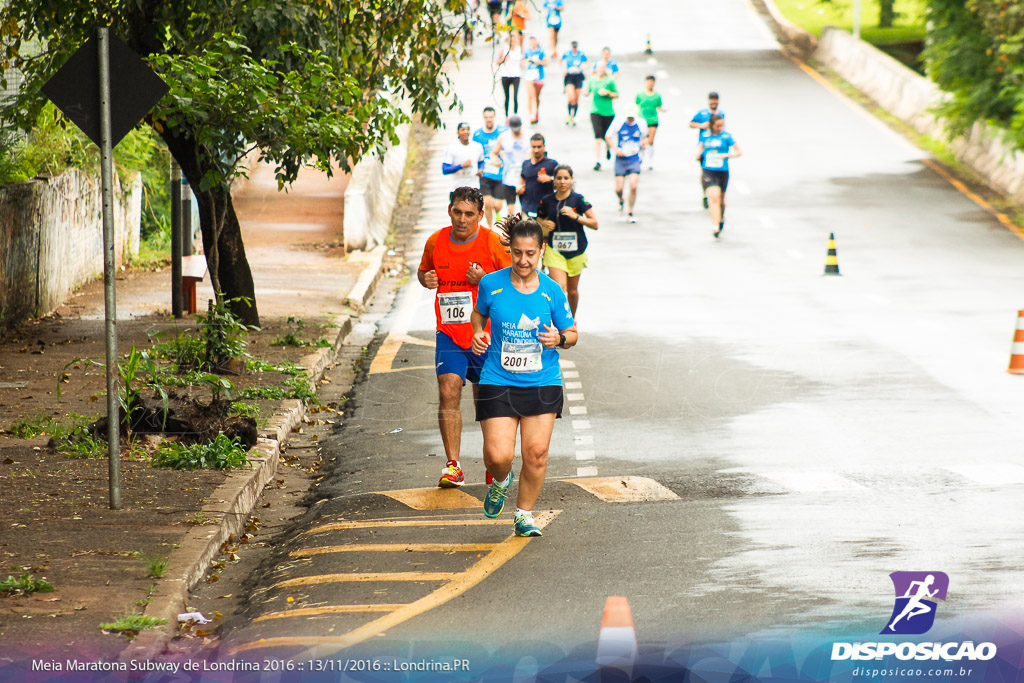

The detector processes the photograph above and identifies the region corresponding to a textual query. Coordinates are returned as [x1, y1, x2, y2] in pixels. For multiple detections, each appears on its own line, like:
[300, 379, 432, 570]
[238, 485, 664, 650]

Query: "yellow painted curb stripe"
[231, 510, 560, 655]
[787, 53, 1024, 243]
[368, 333, 437, 374]
[273, 571, 452, 589]
[303, 518, 508, 535]
[378, 487, 482, 510]
[254, 605, 405, 622]
[922, 159, 1024, 242]
[291, 543, 498, 557]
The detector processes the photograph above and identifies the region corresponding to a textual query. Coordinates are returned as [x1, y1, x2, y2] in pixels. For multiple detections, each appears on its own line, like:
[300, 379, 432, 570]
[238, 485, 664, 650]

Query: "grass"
[128, 224, 172, 269]
[6, 412, 93, 440]
[99, 614, 168, 634]
[57, 432, 106, 459]
[143, 554, 168, 579]
[270, 333, 332, 348]
[1, 572, 55, 596]
[151, 433, 251, 470]
[773, 0, 926, 44]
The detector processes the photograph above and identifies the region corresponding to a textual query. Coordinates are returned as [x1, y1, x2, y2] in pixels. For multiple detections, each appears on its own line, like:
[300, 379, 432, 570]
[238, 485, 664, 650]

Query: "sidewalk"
[0, 159, 385, 661]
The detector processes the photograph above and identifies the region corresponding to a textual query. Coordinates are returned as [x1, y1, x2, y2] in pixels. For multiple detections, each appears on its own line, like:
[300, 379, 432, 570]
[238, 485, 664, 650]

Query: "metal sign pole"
[171, 158, 183, 317]
[853, 0, 861, 39]
[97, 27, 121, 510]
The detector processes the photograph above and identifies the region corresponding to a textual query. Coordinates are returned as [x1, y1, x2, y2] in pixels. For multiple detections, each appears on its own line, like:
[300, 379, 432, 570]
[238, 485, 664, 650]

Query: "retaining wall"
[816, 27, 1024, 205]
[0, 168, 141, 328]
[343, 122, 411, 251]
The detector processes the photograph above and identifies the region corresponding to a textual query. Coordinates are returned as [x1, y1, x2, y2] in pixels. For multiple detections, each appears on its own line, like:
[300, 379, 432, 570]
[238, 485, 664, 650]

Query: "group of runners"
[426, 2, 744, 537]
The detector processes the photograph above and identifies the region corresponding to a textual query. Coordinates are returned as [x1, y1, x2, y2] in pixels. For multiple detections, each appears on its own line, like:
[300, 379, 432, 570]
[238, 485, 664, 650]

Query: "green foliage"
[197, 297, 258, 368]
[99, 614, 168, 633]
[774, 0, 925, 41]
[149, 329, 205, 370]
[143, 554, 168, 578]
[239, 385, 289, 401]
[117, 346, 169, 430]
[152, 433, 250, 470]
[1, 572, 55, 596]
[925, 0, 1024, 146]
[58, 432, 105, 459]
[270, 334, 331, 348]
[7, 412, 93, 440]
[245, 358, 304, 376]
[229, 402, 259, 419]
[285, 376, 318, 405]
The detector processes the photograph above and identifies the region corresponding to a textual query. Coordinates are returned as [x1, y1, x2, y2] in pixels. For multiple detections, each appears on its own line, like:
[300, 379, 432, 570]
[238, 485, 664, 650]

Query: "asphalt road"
[217, 0, 1024, 671]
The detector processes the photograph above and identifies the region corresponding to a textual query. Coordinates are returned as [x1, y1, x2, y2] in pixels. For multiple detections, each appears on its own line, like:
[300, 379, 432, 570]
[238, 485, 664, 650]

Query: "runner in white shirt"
[605, 105, 648, 223]
[497, 32, 525, 118]
[442, 123, 486, 194]
[490, 115, 531, 218]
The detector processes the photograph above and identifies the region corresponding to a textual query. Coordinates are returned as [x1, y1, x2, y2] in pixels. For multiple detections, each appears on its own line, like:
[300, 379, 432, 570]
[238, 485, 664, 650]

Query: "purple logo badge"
[881, 571, 949, 635]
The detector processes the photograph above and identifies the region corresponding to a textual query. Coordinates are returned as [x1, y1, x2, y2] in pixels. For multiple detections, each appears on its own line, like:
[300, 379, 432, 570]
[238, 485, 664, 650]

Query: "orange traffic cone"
[1008, 310, 1024, 374]
[823, 233, 841, 276]
[596, 596, 637, 674]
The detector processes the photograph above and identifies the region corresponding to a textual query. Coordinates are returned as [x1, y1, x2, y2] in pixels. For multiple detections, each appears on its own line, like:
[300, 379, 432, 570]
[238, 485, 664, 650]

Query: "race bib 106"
[439, 292, 472, 324]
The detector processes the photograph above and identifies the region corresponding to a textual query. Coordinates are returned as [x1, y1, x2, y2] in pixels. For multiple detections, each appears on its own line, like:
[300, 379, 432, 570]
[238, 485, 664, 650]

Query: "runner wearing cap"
[605, 104, 647, 223]
[471, 216, 578, 537]
[474, 107, 509, 228]
[518, 133, 558, 218]
[635, 75, 665, 171]
[690, 91, 724, 209]
[544, 0, 564, 55]
[585, 61, 618, 171]
[441, 122, 485, 193]
[561, 41, 588, 126]
[491, 115, 531, 218]
[538, 164, 598, 316]
[695, 113, 741, 238]
[523, 35, 549, 125]
[419, 188, 512, 488]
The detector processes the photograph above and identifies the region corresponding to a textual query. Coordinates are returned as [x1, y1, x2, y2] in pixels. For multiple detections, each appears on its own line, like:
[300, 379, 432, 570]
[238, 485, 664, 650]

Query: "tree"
[1, 0, 468, 325]
[879, 0, 896, 28]
[924, 0, 1022, 145]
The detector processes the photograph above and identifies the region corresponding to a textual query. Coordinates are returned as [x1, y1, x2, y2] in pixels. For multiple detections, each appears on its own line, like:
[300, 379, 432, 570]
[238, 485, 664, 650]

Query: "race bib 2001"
[500, 341, 542, 373]
[552, 231, 578, 252]
[439, 292, 472, 324]
[705, 151, 726, 169]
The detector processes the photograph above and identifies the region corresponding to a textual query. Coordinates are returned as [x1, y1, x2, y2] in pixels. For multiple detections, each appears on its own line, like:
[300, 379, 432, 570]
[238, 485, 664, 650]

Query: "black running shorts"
[591, 113, 615, 140]
[701, 169, 730, 192]
[475, 384, 564, 420]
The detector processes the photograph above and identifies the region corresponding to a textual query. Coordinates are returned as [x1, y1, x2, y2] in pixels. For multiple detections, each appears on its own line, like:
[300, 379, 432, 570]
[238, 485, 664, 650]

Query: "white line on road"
[577, 466, 599, 476]
[575, 451, 595, 461]
[565, 381, 583, 389]
[572, 420, 591, 430]
[567, 393, 585, 401]
[943, 463, 1024, 486]
[559, 360, 576, 369]
[562, 370, 579, 378]
[574, 434, 593, 446]
[569, 406, 588, 415]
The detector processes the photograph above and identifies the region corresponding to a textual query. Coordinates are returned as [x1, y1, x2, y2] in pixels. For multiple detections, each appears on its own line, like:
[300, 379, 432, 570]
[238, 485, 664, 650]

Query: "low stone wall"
[343, 122, 411, 251]
[751, 0, 818, 58]
[816, 27, 1024, 205]
[0, 168, 141, 328]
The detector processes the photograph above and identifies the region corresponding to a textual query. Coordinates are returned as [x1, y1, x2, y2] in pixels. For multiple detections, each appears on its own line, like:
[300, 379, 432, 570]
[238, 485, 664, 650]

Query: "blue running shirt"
[700, 132, 737, 172]
[545, 0, 563, 27]
[473, 125, 508, 181]
[607, 117, 648, 163]
[562, 49, 588, 75]
[475, 268, 575, 387]
[691, 107, 725, 141]
[524, 47, 546, 82]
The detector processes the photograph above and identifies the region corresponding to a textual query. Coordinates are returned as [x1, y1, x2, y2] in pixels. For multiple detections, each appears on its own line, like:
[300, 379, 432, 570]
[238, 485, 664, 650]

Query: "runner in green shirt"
[635, 75, 665, 171]
[585, 61, 618, 170]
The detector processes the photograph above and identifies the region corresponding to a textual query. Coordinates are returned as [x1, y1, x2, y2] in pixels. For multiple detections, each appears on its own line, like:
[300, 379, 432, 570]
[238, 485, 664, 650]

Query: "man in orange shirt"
[419, 187, 511, 487]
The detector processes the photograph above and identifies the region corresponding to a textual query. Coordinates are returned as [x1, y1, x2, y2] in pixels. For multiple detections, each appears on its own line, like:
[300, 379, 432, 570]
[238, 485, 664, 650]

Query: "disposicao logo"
[831, 571, 997, 663]
[882, 571, 949, 635]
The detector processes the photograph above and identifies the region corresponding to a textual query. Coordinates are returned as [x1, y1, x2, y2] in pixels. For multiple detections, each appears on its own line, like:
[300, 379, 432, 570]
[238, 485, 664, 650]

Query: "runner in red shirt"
[418, 187, 511, 487]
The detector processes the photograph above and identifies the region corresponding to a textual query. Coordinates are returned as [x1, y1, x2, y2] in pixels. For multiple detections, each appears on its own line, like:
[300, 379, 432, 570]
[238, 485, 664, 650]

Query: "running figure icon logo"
[881, 571, 949, 635]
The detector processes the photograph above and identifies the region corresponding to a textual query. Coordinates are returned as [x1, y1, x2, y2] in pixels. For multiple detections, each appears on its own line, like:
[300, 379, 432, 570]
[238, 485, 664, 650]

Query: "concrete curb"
[119, 246, 389, 663]
[750, 0, 818, 58]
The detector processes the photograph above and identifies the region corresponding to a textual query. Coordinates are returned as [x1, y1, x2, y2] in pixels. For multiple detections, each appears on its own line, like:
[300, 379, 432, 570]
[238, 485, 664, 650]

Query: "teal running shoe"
[483, 471, 514, 518]
[514, 514, 542, 537]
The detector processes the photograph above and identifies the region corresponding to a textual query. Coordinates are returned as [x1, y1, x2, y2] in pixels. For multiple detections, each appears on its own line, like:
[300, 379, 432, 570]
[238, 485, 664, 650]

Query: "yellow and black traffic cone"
[645, 34, 652, 55]
[823, 233, 841, 276]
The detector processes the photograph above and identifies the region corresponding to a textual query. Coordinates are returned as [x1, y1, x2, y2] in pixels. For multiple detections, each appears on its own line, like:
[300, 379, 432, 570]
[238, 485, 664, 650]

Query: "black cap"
[708, 91, 720, 99]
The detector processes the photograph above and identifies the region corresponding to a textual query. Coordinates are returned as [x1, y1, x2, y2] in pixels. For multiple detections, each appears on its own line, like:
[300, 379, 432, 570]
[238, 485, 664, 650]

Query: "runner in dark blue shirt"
[538, 164, 598, 317]
[518, 133, 559, 217]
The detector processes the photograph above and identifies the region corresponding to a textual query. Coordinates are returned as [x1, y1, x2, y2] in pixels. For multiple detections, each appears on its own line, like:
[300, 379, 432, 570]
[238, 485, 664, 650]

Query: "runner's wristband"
[558, 333, 567, 348]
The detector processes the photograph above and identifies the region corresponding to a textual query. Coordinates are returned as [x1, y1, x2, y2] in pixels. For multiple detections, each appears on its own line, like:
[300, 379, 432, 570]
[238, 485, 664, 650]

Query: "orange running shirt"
[419, 226, 511, 349]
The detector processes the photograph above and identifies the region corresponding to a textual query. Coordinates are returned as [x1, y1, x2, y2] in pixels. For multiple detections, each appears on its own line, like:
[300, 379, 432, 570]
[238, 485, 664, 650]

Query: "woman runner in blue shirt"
[471, 216, 578, 537]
